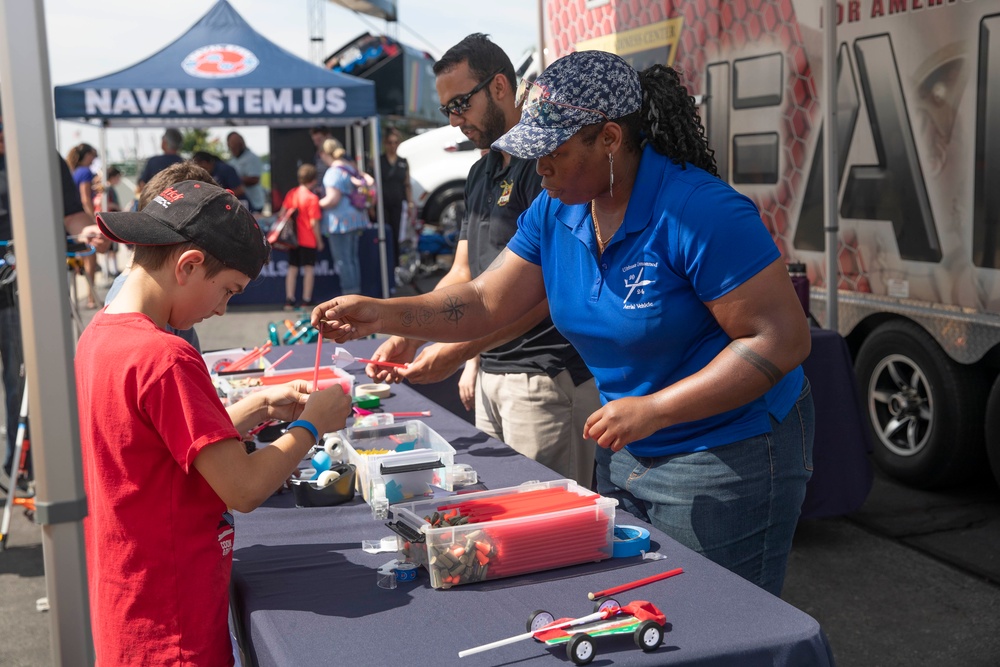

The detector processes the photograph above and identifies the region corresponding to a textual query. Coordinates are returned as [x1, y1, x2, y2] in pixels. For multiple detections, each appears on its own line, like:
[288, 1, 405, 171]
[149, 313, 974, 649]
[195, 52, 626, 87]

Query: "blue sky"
[44, 0, 539, 163]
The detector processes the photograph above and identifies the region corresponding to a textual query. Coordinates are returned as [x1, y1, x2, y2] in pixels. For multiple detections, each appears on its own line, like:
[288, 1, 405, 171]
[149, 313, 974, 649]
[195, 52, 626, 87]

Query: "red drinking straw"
[355, 356, 408, 369]
[587, 567, 685, 600]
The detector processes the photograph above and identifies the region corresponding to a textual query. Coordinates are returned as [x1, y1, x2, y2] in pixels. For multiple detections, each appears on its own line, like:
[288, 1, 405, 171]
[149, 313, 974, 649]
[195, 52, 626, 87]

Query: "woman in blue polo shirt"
[313, 51, 814, 597]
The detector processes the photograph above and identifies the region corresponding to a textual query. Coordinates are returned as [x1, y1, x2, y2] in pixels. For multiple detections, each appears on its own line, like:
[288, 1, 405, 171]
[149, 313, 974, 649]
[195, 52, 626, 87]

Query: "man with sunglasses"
[362, 34, 600, 489]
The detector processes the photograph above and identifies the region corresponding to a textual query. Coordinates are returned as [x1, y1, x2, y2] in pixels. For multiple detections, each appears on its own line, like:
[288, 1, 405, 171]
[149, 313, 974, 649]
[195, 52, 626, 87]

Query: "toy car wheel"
[526, 609, 555, 633]
[634, 620, 663, 652]
[566, 633, 596, 665]
[592, 596, 620, 614]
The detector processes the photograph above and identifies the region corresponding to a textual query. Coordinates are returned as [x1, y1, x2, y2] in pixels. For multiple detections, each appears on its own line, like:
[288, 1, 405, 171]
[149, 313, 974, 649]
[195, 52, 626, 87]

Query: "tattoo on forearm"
[399, 300, 465, 328]
[483, 248, 508, 273]
[441, 295, 466, 324]
[729, 341, 781, 387]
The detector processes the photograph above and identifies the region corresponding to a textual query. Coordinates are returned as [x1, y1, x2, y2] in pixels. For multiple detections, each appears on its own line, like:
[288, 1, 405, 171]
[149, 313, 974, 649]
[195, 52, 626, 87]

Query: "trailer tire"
[424, 186, 464, 235]
[983, 376, 1000, 488]
[855, 320, 987, 488]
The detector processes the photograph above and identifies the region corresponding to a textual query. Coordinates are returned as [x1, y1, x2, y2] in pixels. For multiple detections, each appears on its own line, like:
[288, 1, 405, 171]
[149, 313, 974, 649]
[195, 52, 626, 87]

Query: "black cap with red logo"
[97, 180, 270, 280]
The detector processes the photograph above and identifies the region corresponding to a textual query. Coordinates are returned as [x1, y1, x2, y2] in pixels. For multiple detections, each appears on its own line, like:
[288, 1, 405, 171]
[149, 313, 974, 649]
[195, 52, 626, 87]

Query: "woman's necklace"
[591, 200, 609, 254]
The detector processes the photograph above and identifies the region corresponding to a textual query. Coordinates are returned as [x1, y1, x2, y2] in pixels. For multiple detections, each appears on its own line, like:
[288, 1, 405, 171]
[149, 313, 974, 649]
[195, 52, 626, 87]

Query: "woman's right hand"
[311, 296, 384, 342]
[298, 384, 353, 437]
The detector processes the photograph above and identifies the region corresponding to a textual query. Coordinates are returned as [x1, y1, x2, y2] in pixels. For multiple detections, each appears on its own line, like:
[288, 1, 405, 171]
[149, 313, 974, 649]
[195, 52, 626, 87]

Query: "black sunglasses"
[438, 68, 504, 118]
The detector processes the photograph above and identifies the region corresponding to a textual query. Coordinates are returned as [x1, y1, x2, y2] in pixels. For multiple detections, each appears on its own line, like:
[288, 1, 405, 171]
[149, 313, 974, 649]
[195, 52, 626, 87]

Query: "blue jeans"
[596, 378, 814, 596]
[328, 231, 362, 295]
[0, 305, 24, 475]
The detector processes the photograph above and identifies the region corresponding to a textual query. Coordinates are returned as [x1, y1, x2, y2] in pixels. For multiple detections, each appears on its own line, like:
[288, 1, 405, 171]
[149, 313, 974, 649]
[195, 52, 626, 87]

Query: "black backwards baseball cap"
[492, 50, 642, 160]
[96, 180, 270, 280]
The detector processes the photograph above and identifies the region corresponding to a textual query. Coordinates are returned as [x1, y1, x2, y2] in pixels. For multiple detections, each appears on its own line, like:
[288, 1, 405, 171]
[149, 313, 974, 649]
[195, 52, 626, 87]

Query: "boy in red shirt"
[279, 163, 324, 309]
[76, 181, 352, 666]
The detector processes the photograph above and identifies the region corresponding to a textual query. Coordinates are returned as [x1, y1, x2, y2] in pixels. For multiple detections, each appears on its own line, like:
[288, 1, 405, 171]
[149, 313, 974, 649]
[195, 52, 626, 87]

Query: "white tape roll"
[356, 383, 391, 399]
[315, 470, 341, 488]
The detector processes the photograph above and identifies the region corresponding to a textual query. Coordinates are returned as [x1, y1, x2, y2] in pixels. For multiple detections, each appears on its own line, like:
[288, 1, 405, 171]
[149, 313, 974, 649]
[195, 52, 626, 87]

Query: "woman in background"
[66, 143, 99, 308]
[318, 137, 370, 296]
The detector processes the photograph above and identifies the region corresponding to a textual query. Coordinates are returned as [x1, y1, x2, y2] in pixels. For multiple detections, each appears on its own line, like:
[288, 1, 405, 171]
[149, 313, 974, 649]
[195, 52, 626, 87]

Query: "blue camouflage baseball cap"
[492, 50, 642, 160]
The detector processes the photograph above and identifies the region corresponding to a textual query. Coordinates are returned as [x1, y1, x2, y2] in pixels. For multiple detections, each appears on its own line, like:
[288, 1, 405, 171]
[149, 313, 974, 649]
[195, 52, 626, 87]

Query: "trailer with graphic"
[542, 0, 1000, 488]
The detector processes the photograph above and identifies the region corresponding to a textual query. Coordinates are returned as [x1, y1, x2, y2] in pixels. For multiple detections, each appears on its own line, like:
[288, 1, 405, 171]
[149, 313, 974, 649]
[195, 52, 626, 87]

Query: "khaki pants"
[475, 369, 600, 488]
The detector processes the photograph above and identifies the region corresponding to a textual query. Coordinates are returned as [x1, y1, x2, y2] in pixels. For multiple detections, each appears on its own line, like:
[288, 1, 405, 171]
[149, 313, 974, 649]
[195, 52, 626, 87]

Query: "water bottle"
[788, 262, 810, 318]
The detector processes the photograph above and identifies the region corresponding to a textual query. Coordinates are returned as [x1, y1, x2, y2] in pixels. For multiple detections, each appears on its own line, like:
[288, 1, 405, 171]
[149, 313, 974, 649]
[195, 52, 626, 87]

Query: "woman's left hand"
[583, 396, 663, 452]
[259, 381, 309, 422]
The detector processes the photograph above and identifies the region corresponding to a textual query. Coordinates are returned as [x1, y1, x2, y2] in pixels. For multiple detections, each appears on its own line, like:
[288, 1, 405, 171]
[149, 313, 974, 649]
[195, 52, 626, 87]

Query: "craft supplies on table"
[388, 479, 617, 590]
[204, 346, 354, 405]
[339, 421, 476, 518]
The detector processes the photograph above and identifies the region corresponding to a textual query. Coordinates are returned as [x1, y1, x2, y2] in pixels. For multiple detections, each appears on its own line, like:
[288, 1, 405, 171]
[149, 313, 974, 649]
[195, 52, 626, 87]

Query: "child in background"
[278, 163, 324, 310]
[76, 180, 353, 666]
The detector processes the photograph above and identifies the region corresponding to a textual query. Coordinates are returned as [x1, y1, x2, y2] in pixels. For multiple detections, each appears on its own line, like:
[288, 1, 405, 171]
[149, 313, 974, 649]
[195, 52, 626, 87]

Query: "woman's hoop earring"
[608, 152, 614, 197]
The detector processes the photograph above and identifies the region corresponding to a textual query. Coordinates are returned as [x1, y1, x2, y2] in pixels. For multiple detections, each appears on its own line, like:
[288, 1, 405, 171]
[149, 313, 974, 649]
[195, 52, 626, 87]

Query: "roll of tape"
[612, 525, 651, 558]
[394, 562, 418, 582]
[356, 383, 392, 399]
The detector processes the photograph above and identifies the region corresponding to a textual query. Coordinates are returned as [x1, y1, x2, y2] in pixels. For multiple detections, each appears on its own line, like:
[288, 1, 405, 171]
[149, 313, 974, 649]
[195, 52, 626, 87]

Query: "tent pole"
[99, 123, 108, 212]
[367, 119, 390, 298]
[0, 1, 95, 663]
[823, 0, 839, 331]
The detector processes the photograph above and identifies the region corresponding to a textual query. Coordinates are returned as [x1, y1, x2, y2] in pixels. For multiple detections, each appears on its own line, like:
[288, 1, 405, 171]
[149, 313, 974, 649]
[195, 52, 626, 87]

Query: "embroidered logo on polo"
[497, 179, 514, 207]
[622, 261, 657, 310]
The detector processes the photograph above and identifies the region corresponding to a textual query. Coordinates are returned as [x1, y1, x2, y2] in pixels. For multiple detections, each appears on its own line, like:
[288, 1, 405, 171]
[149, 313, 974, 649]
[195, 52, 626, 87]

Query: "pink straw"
[269, 350, 294, 371]
[312, 338, 323, 391]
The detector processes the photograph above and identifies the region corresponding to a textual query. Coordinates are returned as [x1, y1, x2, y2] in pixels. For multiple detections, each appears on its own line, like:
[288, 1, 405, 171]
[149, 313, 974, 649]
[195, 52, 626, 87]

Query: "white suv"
[397, 124, 480, 234]
[397, 49, 540, 233]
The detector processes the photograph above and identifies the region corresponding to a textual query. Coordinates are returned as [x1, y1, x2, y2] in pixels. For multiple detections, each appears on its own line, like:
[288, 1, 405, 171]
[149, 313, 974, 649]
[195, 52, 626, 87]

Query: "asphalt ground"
[1, 271, 999, 665]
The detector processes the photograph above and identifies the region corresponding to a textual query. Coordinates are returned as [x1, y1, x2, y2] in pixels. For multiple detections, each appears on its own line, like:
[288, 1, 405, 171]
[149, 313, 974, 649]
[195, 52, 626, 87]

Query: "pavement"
[2, 272, 999, 665]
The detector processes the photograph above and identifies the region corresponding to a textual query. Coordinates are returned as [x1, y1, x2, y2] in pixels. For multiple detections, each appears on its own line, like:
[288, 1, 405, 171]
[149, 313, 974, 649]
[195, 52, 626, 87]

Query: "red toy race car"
[527, 599, 667, 665]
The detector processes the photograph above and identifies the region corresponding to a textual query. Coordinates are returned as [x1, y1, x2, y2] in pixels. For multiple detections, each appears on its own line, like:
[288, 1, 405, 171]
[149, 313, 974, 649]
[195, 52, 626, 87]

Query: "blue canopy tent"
[52, 0, 392, 299]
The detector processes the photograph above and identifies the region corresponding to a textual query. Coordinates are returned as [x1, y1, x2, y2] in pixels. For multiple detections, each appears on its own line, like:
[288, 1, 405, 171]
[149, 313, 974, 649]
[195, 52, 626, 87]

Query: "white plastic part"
[362, 536, 401, 554]
[323, 434, 343, 458]
[445, 463, 478, 487]
[353, 413, 395, 428]
[371, 494, 389, 520]
[641, 550, 668, 561]
[315, 470, 341, 488]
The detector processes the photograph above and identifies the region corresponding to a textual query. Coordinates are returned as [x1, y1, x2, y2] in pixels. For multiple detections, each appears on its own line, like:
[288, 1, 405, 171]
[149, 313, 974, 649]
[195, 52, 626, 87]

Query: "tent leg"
[367, 119, 390, 299]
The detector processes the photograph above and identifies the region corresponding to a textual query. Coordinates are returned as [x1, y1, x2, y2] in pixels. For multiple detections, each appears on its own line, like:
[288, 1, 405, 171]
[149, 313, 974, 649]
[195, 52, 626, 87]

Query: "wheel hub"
[870, 354, 932, 457]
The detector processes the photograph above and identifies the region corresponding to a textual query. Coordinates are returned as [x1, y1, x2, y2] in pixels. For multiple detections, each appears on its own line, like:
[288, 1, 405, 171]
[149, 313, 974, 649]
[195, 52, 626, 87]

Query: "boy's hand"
[299, 384, 353, 437]
[259, 380, 309, 423]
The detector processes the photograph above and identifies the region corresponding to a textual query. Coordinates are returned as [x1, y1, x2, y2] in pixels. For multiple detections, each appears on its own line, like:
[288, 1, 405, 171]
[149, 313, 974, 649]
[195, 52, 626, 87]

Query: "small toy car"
[527, 599, 667, 665]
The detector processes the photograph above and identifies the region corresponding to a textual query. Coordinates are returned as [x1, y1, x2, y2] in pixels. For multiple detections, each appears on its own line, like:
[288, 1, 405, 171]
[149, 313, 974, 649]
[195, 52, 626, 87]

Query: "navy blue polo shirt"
[462, 150, 590, 383]
[507, 145, 803, 457]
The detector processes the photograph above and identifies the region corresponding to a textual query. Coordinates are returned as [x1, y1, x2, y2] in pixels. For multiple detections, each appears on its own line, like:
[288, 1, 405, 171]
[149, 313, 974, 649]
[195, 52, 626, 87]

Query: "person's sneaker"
[0, 467, 34, 498]
[283, 299, 297, 312]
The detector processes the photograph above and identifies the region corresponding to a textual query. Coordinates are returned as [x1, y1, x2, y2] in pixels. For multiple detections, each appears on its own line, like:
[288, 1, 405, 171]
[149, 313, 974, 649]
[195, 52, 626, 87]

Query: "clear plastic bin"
[388, 479, 617, 589]
[340, 421, 458, 511]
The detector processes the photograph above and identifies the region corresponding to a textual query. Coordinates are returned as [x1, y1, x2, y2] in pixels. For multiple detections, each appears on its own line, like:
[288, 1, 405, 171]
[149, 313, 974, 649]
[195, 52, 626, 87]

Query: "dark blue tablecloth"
[230, 341, 834, 667]
[800, 328, 873, 519]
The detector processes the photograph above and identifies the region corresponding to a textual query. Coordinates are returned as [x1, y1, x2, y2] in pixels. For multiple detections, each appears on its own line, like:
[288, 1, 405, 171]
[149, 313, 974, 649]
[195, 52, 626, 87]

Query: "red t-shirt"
[281, 185, 322, 248]
[76, 310, 241, 666]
